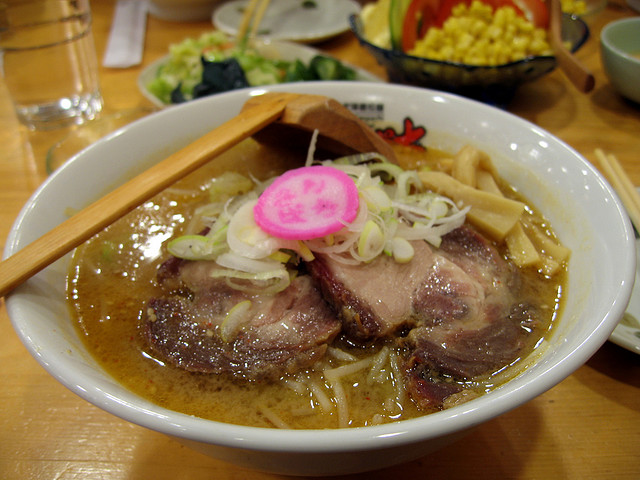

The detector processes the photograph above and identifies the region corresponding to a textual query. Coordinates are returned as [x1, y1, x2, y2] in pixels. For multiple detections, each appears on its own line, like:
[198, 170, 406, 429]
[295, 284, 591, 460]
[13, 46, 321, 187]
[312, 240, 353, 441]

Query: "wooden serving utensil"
[243, 93, 396, 159]
[0, 92, 395, 297]
[548, 0, 595, 93]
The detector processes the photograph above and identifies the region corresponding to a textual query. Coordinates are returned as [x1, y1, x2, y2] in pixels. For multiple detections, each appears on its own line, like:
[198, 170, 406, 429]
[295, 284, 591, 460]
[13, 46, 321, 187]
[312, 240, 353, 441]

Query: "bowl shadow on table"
[356, 405, 551, 480]
[574, 341, 640, 413]
[508, 75, 579, 126]
[126, 403, 551, 479]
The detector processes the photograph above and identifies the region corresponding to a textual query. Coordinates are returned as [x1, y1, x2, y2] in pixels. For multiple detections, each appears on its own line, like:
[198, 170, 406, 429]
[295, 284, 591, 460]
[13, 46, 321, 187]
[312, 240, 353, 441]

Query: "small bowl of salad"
[139, 31, 382, 107]
[350, 0, 589, 106]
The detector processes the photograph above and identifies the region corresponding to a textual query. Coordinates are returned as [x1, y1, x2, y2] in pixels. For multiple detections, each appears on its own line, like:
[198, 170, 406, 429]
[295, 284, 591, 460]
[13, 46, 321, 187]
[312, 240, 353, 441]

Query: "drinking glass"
[0, 0, 103, 130]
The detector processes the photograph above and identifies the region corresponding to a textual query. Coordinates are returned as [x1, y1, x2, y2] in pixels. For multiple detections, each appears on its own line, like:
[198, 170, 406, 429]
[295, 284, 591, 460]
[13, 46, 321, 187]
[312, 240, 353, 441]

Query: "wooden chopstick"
[249, 0, 270, 38]
[0, 94, 293, 298]
[548, 0, 595, 93]
[236, 0, 271, 45]
[595, 148, 640, 233]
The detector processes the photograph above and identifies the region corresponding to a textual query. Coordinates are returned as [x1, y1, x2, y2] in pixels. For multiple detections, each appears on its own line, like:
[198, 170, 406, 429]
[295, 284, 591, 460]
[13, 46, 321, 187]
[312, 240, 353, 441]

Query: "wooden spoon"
[548, 0, 595, 93]
[0, 92, 396, 297]
[243, 93, 396, 158]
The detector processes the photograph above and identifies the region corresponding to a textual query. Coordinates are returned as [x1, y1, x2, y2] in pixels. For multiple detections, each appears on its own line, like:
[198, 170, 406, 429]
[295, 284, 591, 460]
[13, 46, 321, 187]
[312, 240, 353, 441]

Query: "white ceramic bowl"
[600, 17, 640, 104]
[5, 82, 635, 476]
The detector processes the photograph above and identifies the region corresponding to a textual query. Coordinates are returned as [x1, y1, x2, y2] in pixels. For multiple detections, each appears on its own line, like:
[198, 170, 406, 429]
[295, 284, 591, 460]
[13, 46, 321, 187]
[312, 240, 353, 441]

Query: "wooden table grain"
[1, 1, 639, 478]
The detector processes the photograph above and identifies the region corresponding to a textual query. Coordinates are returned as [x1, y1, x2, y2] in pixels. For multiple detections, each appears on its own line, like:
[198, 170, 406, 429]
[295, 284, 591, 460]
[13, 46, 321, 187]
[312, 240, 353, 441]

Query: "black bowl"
[349, 13, 589, 106]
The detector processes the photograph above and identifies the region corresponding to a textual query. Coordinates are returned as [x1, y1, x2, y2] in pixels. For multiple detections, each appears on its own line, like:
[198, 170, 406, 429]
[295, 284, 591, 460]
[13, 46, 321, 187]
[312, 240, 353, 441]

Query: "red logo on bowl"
[376, 117, 426, 150]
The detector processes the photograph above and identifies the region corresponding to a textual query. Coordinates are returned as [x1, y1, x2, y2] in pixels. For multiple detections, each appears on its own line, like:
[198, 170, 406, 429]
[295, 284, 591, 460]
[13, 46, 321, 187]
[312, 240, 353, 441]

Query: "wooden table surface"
[1, 1, 639, 478]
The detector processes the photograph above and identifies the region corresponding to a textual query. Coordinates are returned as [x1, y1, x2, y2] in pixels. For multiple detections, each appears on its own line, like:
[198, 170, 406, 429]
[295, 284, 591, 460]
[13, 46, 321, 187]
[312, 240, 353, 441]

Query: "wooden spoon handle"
[0, 93, 292, 297]
[549, 0, 595, 93]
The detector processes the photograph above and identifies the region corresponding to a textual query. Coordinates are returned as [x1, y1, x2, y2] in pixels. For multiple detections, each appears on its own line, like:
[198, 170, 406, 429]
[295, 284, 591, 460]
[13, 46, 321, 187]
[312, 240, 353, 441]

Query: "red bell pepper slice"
[401, 0, 442, 51]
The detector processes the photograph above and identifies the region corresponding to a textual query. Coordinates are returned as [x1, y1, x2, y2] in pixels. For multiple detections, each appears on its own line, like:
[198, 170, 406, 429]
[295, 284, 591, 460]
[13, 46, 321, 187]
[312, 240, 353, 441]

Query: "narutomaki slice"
[253, 165, 359, 240]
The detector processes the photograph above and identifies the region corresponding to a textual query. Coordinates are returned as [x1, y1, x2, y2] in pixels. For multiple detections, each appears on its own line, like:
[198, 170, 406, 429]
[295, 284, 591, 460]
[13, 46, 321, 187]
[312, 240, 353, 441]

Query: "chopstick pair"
[548, 0, 595, 93]
[236, 0, 271, 46]
[595, 148, 640, 234]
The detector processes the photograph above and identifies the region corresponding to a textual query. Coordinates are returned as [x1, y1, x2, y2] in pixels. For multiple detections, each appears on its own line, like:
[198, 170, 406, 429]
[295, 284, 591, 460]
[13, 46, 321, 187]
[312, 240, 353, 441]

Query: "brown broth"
[68, 139, 565, 429]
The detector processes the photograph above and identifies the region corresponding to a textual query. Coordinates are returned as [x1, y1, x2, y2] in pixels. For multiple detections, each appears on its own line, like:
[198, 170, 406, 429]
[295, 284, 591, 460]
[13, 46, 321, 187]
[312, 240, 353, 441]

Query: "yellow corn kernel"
[408, 2, 553, 66]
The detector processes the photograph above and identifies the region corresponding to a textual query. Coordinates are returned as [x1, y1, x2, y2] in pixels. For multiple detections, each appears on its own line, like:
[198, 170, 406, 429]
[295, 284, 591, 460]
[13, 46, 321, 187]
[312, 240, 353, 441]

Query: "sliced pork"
[146, 223, 542, 411]
[309, 225, 539, 410]
[404, 227, 540, 409]
[307, 239, 439, 340]
[144, 259, 341, 381]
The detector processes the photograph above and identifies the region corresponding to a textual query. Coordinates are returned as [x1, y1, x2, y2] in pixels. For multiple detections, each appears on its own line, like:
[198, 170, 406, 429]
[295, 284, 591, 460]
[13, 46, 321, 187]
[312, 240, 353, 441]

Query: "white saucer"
[609, 189, 640, 355]
[213, 0, 361, 43]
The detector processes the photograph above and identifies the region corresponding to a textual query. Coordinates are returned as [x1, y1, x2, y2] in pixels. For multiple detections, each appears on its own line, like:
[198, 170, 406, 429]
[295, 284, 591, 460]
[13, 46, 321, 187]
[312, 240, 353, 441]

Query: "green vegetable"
[310, 56, 356, 80]
[147, 32, 358, 104]
[389, 0, 411, 50]
[220, 300, 253, 341]
[147, 31, 230, 104]
[284, 59, 317, 82]
[173, 58, 249, 103]
[283, 55, 357, 82]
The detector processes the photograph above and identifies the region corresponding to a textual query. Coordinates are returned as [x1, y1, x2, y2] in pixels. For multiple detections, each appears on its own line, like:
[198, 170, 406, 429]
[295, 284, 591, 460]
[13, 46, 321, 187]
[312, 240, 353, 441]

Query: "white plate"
[213, 0, 361, 43]
[609, 190, 640, 355]
[138, 39, 381, 108]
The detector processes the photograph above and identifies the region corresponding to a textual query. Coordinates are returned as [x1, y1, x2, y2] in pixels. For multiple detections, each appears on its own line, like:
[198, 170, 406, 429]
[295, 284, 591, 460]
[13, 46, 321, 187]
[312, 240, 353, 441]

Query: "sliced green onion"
[367, 162, 405, 182]
[269, 250, 292, 263]
[361, 185, 393, 213]
[358, 220, 385, 260]
[216, 251, 283, 273]
[208, 171, 254, 202]
[206, 223, 229, 242]
[395, 171, 422, 199]
[390, 237, 414, 263]
[208, 267, 291, 294]
[167, 234, 225, 260]
[226, 200, 283, 259]
[427, 199, 450, 219]
[296, 241, 315, 262]
[220, 300, 252, 342]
